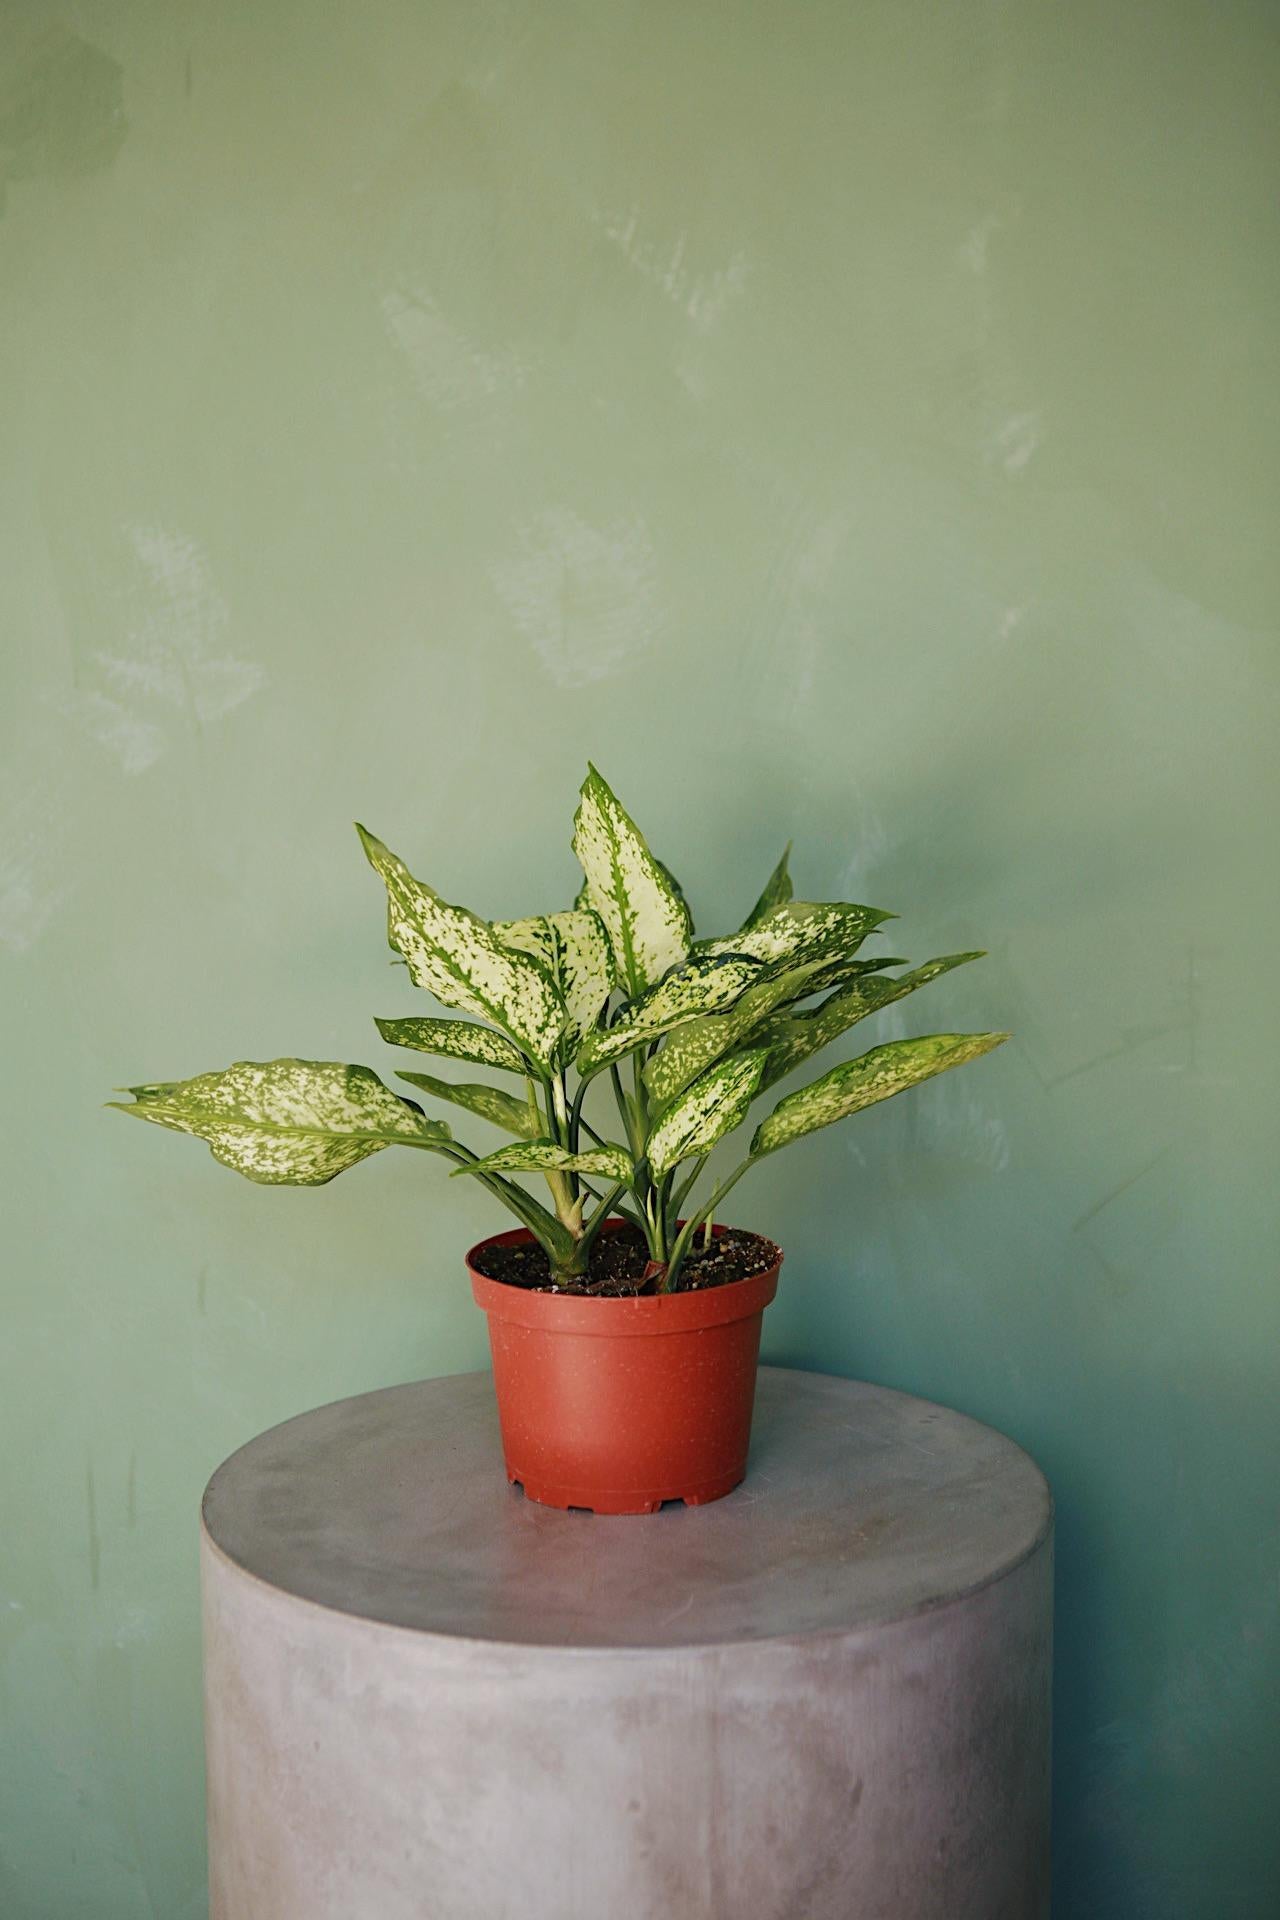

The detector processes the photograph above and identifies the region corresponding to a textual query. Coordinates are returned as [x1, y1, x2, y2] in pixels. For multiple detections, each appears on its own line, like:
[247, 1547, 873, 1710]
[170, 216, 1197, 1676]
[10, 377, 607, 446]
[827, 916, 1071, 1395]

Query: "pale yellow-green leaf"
[374, 1016, 528, 1075]
[572, 764, 692, 998]
[643, 963, 829, 1107]
[450, 1140, 634, 1184]
[358, 827, 564, 1066]
[109, 1060, 447, 1185]
[577, 953, 766, 1076]
[697, 899, 892, 980]
[492, 909, 613, 1051]
[396, 1071, 541, 1138]
[754, 952, 985, 1090]
[648, 1049, 769, 1178]
[751, 1032, 1008, 1157]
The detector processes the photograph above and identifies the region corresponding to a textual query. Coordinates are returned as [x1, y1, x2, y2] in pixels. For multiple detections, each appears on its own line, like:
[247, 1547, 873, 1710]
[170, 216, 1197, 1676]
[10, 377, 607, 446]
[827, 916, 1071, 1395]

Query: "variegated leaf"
[374, 1016, 528, 1076]
[492, 909, 613, 1051]
[396, 1071, 541, 1138]
[656, 856, 695, 936]
[648, 1050, 769, 1178]
[451, 1140, 634, 1184]
[643, 962, 830, 1108]
[741, 844, 793, 929]
[795, 953, 907, 995]
[751, 1032, 1008, 1157]
[577, 953, 766, 1076]
[754, 952, 986, 1091]
[697, 900, 893, 981]
[572, 764, 692, 998]
[358, 827, 564, 1066]
[109, 1060, 447, 1186]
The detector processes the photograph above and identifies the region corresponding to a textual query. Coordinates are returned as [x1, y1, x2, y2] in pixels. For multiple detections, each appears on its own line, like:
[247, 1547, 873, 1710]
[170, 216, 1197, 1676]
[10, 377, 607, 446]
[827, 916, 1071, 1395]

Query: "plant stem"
[670, 1153, 708, 1221]
[569, 1076, 590, 1153]
[663, 1159, 752, 1293]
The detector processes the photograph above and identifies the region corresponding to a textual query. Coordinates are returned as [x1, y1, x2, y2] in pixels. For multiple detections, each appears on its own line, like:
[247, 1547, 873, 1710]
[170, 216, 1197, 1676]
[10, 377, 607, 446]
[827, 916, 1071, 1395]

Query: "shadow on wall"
[0, 25, 128, 216]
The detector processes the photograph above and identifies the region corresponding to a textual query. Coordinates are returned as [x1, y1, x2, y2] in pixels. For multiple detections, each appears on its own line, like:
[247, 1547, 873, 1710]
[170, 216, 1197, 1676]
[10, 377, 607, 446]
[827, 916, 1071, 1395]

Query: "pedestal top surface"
[202, 1368, 1050, 1649]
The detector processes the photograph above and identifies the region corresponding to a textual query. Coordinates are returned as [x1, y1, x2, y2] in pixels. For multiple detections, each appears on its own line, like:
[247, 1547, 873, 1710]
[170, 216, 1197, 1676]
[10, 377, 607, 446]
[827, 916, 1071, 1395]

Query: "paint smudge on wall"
[835, 802, 895, 903]
[754, 511, 856, 731]
[0, 782, 71, 953]
[0, 26, 127, 214]
[61, 526, 265, 772]
[986, 410, 1041, 476]
[597, 207, 747, 333]
[381, 286, 527, 410]
[494, 506, 661, 686]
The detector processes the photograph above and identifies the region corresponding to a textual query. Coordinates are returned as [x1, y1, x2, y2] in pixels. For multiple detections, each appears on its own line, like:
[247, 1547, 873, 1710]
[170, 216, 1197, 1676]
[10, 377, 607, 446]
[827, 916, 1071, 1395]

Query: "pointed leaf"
[451, 1140, 634, 1184]
[755, 952, 986, 1090]
[492, 909, 613, 1051]
[656, 856, 695, 937]
[572, 765, 692, 998]
[643, 962, 830, 1107]
[357, 826, 564, 1066]
[742, 844, 793, 929]
[697, 900, 893, 982]
[396, 1071, 541, 1138]
[751, 1032, 1008, 1157]
[648, 1050, 769, 1178]
[796, 953, 907, 994]
[109, 1060, 447, 1185]
[577, 953, 766, 1076]
[375, 1016, 528, 1075]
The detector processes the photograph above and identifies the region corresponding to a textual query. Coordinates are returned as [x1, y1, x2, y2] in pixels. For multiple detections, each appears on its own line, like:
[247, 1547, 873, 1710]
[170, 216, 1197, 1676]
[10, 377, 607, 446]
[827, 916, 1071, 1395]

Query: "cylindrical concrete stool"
[202, 1367, 1052, 1919]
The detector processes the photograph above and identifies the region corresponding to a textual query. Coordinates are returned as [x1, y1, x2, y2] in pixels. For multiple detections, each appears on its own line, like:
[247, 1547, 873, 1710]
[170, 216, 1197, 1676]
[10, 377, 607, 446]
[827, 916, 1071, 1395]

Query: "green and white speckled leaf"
[751, 1032, 1008, 1157]
[492, 909, 613, 1051]
[643, 963, 829, 1108]
[109, 1060, 447, 1185]
[648, 1050, 769, 1178]
[572, 765, 692, 998]
[697, 900, 892, 981]
[451, 1140, 634, 1184]
[358, 827, 564, 1066]
[396, 1071, 541, 1138]
[741, 845, 793, 929]
[577, 953, 766, 1076]
[754, 952, 985, 1091]
[374, 1016, 528, 1076]
[655, 856, 695, 936]
[794, 953, 907, 995]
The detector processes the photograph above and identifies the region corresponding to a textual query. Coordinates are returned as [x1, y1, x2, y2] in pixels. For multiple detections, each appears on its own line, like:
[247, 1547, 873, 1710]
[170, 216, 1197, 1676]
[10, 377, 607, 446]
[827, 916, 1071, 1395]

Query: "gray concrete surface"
[202, 1367, 1053, 1918]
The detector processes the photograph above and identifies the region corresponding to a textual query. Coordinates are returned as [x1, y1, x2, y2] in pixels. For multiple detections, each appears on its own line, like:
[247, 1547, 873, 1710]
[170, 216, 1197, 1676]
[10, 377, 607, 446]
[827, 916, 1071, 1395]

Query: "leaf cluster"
[111, 767, 1006, 1289]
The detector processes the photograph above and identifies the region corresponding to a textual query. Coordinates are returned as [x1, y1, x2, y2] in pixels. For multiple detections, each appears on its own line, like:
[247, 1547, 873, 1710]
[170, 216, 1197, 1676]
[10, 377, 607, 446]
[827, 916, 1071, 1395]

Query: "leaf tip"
[354, 821, 386, 866]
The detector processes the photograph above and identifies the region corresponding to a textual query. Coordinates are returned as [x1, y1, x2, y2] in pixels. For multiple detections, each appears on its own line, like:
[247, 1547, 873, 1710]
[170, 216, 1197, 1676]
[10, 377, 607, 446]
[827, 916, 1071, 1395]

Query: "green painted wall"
[2, 2, 1277, 1913]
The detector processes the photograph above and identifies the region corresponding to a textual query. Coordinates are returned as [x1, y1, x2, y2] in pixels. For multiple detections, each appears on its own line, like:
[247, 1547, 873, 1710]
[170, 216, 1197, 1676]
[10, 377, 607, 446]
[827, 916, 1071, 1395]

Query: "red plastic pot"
[468, 1220, 782, 1515]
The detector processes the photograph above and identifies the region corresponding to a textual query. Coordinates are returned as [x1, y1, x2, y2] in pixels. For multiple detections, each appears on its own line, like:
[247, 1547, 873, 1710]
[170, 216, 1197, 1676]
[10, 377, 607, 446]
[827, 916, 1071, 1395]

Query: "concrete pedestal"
[201, 1367, 1052, 1919]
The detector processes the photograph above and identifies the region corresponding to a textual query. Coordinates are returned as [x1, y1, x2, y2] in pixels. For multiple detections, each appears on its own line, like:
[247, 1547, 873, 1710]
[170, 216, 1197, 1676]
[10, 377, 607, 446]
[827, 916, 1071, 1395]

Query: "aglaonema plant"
[111, 766, 1006, 1291]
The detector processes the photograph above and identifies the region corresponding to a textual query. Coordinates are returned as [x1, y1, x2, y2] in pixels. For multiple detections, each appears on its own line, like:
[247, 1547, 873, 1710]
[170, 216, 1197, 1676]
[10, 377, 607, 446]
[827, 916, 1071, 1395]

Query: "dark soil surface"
[471, 1224, 779, 1297]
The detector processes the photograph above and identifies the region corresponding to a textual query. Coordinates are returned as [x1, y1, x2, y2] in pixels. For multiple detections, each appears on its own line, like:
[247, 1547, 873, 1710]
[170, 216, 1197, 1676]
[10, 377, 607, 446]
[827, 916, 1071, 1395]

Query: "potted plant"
[111, 766, 1005, 1513]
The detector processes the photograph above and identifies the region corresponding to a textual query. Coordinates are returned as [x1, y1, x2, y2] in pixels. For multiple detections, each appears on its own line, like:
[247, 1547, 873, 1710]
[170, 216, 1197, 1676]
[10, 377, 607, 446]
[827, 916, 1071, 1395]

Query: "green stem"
[663, 1159, 752, 1293]
[670, 1153, 708, 1222]
[579, 1183, 627, 1256]
[569, 1075, 590, 1153]
[610, 1064, 640, 1154]
[436, 1140, 584, 1274]
[551, 1075, 570, 1143]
